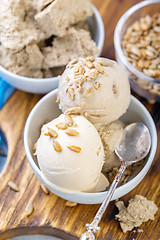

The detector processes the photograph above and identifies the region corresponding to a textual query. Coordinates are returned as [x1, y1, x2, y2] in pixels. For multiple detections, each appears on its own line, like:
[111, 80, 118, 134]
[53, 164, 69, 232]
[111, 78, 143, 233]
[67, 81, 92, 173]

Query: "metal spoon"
[80, 122, 151, 240]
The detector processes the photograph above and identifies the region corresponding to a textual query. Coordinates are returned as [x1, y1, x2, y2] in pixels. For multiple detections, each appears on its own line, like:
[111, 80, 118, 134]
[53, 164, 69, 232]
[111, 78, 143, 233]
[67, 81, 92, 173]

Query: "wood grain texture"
[0, 0, 160, 239]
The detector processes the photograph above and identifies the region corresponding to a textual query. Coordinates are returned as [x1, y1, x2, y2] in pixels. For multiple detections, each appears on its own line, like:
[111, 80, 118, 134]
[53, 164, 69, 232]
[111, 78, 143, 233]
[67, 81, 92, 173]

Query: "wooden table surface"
[0, 0, 160, 239]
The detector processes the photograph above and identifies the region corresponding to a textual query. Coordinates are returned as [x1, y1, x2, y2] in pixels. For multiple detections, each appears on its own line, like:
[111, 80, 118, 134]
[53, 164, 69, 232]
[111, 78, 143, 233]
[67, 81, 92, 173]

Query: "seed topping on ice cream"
[58, 57, 131, 125]
[68, 87, 75, 100]
[65, 114, 74, 127]
[53, 140, 62, 152]
[94, 82, 101, 90]
[96, 58, 114, 67]
[85, 60, 94, 69]
[66, 129, 79, 136]
[83, 88, 94, 98]
[44, 114, 81, 153]
[113, 82, 118, 95]
[74, 63, 82, 73]
[65, 107, 82, 116]
[67, 145, 81, 153]
[94, 62, 104, 74]
[65, 57, 109, 99]
[86, 69, 98, 80]
[97, 146, 102, 156]
[56, 122, 67, 130]
[44, 128, 58, 138]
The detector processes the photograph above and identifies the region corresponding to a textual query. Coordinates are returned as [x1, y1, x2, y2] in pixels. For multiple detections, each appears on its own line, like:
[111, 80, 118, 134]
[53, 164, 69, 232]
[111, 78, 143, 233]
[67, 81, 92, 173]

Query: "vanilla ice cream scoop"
[58, 57, 130, 125]
[36, 114, 109, 193]
[95, 120, 125, 172]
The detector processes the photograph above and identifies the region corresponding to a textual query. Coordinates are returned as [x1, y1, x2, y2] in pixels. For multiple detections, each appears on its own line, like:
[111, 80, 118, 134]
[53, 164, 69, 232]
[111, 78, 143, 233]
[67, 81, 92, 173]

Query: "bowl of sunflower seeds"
[114, 0, 160, 103]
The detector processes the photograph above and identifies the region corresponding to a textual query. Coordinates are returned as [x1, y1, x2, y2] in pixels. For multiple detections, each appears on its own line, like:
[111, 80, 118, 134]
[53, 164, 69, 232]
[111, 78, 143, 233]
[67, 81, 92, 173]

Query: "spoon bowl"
[115, 122, 151, 164]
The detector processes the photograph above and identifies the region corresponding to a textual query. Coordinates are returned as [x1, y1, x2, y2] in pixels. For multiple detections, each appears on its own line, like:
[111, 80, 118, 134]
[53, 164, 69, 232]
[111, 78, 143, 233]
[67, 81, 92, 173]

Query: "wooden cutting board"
[0, 0, 160, 239]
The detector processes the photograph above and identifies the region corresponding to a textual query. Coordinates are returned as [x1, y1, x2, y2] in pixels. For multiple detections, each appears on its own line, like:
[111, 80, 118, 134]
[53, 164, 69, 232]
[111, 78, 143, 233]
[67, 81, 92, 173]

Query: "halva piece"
[115, 195, 158, 233]
[35, 0, 93, 37]
[42, 27, 98, 68]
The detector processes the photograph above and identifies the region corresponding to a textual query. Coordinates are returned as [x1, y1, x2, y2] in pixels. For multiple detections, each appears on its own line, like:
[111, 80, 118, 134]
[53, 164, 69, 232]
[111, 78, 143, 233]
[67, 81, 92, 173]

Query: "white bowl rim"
[24, 90, 157, 200]
[0, 4, 104, 84]
[114, 0, 160, 84]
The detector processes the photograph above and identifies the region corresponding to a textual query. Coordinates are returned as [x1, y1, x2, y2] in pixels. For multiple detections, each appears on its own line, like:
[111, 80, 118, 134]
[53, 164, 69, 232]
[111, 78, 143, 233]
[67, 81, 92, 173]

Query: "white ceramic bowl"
[24, 90, 157, 204]
[0, 5, 104, 94]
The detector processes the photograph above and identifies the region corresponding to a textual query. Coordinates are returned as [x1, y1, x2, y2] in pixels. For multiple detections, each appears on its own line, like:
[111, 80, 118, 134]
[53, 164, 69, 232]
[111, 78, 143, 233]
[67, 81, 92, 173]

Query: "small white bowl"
[0, 5, 104, 94]
[24, 90, 157, 204]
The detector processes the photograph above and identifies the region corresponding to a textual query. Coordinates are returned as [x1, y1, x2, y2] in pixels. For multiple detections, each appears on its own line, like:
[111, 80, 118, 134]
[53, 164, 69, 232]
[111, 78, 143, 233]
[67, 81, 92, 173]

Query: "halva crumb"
[115, 195, 158, 233]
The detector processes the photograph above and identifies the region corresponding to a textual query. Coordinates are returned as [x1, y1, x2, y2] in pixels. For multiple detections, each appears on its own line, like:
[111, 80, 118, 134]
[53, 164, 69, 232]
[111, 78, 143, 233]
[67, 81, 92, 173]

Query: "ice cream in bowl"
[24, 57, 157, 204]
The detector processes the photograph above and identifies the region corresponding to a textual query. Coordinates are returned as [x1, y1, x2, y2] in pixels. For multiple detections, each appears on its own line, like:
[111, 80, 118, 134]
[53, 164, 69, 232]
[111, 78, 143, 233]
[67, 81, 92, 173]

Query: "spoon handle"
[80, 163, 127, 240]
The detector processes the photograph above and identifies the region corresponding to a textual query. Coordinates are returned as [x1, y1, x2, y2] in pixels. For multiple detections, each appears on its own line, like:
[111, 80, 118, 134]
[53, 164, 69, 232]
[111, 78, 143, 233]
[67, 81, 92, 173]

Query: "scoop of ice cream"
[36, 114, 109, 193]
[58, 57, 130, 125]
[95, 120, 125, 172]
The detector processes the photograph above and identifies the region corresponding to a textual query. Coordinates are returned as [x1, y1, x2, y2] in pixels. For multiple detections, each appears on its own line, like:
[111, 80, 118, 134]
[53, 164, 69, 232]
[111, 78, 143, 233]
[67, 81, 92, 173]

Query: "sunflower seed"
[86, 56, 95, 62]
[74, 63, 82, 73]
[79, 67, 85, 75]
[86, 76, 92, 81]
[66, 77, 70, 82]
[40, 184, 50, 194]
[8, 181, 19, 192]
[65, 107, 81, 115]
[65, 115, 74, 127]
[65, 201, 77, 207]
[53, 140, 62, 152]
[67, 145, 81, 153]
[83, 88, 94, 98]
[68, 87, 75, 100]
[143, 68, 157, 77]
[56, 122, 67, 130]
[96, 146, 101, 156]
[113, 82, 118, 94]
[94, 62, 104, 73]
[66, 129, 79, 136]
[66, 58, 78, 68]
[97, 58, 114, 67]
[44, 132, 50, 136]
[94, 82, 101, 90]
[154, 26, 160, 33]
[130, 47, 141, 56]
[145, 49, 154, 58]
[144, 60, 151, 68]
[133, 21, 141, 31]
[85, 60, 94, 69]
[86, 69, 98, 79]
[70, 58, 78, 65]
[46, 128, 58, 138]
[33, 143, 37, 152]
[137, 59, 144, 68]
[73, 123, 78, 127]
[25, 203, 34, 216]
[56, 95, 60, 103]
